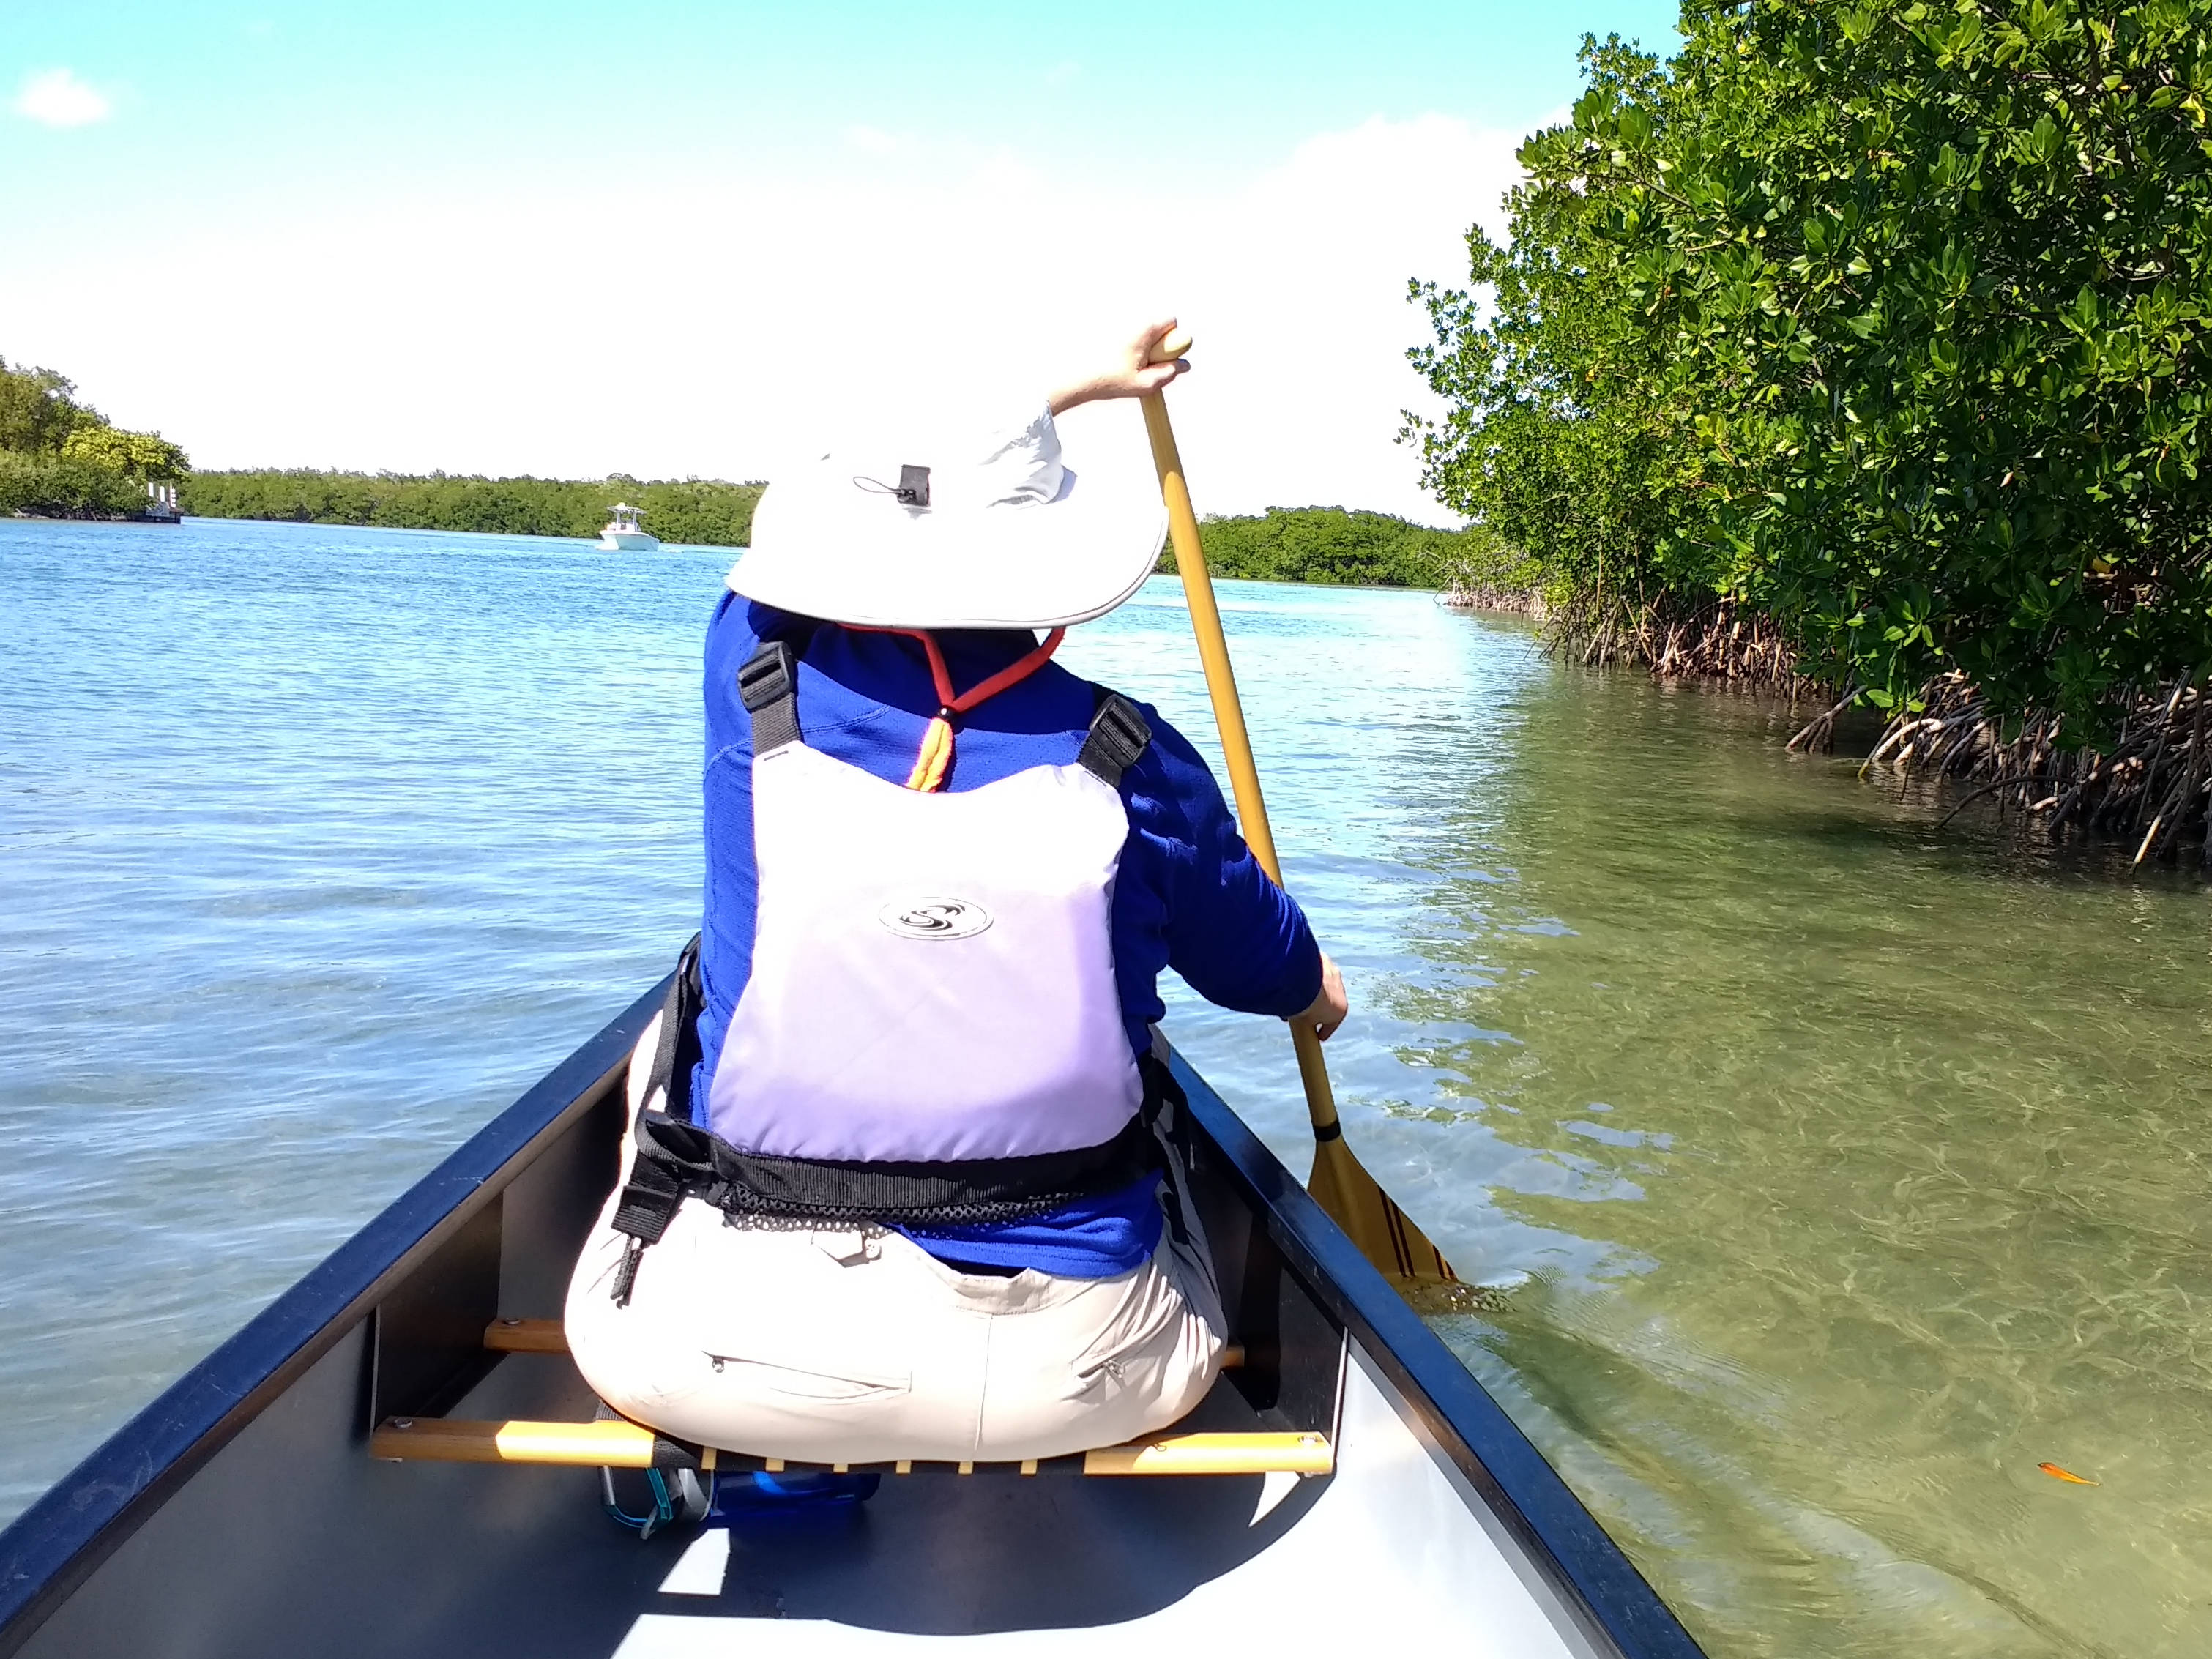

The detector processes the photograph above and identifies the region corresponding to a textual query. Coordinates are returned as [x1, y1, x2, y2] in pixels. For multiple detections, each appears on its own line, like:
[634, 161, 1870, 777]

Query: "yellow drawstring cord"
[841, 625, 1068, 794]
[906, 715, 955, 792]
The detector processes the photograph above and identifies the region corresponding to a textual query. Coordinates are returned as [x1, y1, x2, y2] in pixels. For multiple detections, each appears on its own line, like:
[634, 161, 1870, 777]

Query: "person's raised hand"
[1295, 952, 1349, 1043]
[1047, 319, 1191, 415]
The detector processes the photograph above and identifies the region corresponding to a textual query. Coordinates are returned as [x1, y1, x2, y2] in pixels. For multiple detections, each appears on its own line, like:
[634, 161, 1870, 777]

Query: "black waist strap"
[609, 1086, 1169, 1303]
[628, 1096, 1165, 1230]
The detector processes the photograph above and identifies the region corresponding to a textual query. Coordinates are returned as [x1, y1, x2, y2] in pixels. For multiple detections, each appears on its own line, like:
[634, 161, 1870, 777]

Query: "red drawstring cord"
[844, 626, 1067, 790]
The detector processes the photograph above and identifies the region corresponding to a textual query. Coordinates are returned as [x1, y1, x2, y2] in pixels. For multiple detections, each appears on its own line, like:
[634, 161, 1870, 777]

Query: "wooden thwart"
[483, 1318, 570, 1354]
[457, 1319, 1284, 1478]
[372, 1415, 1330, 1477]
[374, 1417, 660, 1466]
[1080, 1432, 1330, 1476]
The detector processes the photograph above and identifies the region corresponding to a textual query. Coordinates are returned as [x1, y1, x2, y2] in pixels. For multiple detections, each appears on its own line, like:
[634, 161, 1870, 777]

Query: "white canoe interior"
[610, 1349, 1604, 1658]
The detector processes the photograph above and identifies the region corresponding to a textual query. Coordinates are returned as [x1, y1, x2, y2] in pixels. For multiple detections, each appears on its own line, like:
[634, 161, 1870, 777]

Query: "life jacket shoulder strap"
[645, 931, 704, 1124]
[738, 641, 801, 753]
[1078, 689, 1151, 789]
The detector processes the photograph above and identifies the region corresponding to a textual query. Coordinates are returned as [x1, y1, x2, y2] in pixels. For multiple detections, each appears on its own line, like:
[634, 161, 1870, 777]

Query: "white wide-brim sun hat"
[727, 404, 1166, 630]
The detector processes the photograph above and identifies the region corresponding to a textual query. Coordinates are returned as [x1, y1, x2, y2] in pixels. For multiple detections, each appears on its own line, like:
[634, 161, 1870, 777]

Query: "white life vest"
[703, 640, 1152, 1166]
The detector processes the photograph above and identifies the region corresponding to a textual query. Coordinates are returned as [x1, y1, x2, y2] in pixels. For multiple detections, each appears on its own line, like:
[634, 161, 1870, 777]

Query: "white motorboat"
[596, 504, 661, 551]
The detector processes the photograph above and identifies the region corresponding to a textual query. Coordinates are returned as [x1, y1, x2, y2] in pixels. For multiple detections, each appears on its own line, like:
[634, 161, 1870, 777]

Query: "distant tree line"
[1168, 506, 1534, 592]
[1, 357, 189, 518]
[181, 471, 764, 546]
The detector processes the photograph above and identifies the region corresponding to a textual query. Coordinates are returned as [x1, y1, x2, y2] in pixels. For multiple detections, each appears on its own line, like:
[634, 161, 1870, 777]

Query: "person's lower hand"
[1047, 321, 1190, 414]
[1295, 952, 1348, 1042]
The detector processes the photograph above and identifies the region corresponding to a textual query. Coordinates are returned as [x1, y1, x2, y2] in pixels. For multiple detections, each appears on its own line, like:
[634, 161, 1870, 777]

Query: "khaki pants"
[562, 1019, 1227, 1463]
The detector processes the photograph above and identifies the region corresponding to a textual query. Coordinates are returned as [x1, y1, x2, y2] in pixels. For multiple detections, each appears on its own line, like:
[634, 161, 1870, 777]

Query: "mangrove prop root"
[1439, 584, 1549, 619]
[1788, 681, 1860, 756]
[1545, 594, 1828, 701]
[1492, 592, 2212, 865]
[1864, 671, 2212, 867]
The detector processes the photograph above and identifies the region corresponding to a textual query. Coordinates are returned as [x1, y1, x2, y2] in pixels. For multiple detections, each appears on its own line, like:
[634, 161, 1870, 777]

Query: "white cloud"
[12, 69, 112, 129]
[843, 124, 906, 156]
[1165, 115, 1523, 521]
[3, 114, 1524, 523]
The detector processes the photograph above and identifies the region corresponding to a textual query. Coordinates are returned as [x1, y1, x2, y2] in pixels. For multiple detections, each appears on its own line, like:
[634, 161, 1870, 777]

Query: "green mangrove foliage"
[0, 357, 188, 518]
[182, 471, 764, 547]
[1165, 506, 1529, 591]
[1410, 0, 2212, 737]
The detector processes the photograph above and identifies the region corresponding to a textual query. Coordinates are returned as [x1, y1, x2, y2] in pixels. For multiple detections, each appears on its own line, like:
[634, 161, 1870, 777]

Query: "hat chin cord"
[844, 625, 1067, 791]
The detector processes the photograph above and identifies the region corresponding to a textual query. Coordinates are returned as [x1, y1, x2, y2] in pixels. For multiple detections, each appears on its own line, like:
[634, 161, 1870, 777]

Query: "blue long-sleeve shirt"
[696, 593, 1322, 1274]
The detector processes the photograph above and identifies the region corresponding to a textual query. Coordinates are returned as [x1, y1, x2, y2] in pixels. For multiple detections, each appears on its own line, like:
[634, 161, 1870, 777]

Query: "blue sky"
[4, 1, 1682, 520]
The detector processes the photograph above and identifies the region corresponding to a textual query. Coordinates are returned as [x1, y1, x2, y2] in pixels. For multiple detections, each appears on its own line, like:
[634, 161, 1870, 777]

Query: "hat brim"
[726, 459, 1166, 630]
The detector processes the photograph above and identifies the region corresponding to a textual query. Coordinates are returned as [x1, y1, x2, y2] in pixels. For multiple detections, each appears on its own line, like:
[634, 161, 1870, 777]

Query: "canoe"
[0, 976, 1707, 1659]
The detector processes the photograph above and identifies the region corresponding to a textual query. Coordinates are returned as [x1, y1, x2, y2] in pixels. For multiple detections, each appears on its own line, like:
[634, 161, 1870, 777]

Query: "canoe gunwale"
[1169, 1053, 1706, 1659]
[0, 976, 671, 1658]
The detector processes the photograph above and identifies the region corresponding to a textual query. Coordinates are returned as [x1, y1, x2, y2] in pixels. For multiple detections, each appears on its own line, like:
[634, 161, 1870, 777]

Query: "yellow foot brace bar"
[371, 1416, 1332, 1477]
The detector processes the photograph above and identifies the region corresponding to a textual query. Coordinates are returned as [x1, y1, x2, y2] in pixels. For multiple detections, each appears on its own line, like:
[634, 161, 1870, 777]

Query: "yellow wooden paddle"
[1139, 329, 1469, 1310]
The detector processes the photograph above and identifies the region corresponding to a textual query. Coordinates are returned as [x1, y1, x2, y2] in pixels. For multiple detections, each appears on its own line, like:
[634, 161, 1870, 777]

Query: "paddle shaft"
[1138, 389, 1344, 1141]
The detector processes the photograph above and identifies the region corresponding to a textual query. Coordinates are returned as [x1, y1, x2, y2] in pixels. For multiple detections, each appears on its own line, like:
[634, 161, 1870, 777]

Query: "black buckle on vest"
[739, 642, 802, 753]
[737, 642, 794, 714]
[1078, 693, 1151, 787]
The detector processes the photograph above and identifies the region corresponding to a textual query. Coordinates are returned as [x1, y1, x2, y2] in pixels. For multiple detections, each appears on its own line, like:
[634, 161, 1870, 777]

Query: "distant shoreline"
[12, 504, 1541, 598]
[179, 469, 764, 548]
[163, 488, 1516, 594]
[7, 512, 178, 526]
[6, 512, 1483, 595]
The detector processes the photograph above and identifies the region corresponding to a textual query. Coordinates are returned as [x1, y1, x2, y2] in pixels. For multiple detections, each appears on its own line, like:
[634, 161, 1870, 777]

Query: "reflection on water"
[1391, 674, 2212, 1659]
[4, 521, 2208, 1655]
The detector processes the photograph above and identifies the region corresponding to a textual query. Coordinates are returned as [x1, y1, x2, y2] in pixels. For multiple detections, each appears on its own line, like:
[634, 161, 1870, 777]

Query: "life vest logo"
[876, 897, 993, 941]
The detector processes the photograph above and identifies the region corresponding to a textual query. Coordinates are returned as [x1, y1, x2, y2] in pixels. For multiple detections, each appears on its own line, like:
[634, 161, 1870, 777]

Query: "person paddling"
[565, 321, 1349, 1467]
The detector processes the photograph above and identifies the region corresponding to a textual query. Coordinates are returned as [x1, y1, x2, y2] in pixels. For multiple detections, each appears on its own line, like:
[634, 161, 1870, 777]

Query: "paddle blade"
[1308, 1136, 1489, 1315]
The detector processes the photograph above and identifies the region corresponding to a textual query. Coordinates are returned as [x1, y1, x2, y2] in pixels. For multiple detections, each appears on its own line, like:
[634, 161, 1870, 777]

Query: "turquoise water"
[4, 517, 2210, 1655]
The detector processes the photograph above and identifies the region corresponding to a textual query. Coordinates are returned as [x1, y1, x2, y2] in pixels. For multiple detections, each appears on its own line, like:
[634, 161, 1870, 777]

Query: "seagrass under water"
[2, 516, 2208, 1657]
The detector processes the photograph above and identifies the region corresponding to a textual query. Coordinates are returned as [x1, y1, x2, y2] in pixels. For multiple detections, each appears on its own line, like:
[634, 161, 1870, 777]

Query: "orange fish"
[2038, 1462, 2099, 1486]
